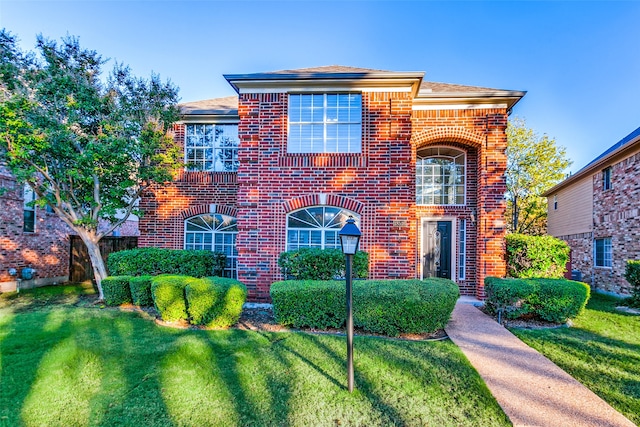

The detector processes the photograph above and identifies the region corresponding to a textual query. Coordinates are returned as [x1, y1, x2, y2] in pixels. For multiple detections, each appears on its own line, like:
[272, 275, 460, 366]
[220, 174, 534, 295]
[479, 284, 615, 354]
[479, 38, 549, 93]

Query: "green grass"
[0, 285, 510, 427]
[511, 292, 640, 425]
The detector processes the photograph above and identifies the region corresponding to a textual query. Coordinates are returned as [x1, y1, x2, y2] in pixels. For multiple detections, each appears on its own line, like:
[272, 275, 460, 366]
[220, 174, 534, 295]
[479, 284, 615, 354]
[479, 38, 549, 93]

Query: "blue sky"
[1, 1, 639, 172]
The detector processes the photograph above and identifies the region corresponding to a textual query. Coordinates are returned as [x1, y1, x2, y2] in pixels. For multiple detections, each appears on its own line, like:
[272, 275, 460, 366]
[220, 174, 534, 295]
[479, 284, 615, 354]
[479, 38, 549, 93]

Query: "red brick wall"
[138, 124, 238, 249]
[0, 168, 70, 287]
[140, 97, 510, 302]
[592, 151, 640, 295]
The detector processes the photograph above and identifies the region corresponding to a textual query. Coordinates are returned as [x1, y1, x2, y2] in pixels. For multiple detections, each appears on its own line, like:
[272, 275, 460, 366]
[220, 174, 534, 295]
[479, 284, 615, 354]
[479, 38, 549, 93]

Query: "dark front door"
[423, 221, 452, 279]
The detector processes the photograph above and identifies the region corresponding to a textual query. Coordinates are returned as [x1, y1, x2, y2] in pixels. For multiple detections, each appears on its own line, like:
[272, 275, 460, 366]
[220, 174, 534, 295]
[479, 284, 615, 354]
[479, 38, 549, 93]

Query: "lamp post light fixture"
[339, 216, 361, 393]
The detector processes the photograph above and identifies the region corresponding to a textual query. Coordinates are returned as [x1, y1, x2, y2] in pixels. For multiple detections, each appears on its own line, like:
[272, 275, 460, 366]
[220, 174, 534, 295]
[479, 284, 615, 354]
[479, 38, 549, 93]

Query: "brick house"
[544, 126, 640, 295]
[0, 164, 70, 291]
[139, 66, 525, 302]
[0, 163, 139, 291]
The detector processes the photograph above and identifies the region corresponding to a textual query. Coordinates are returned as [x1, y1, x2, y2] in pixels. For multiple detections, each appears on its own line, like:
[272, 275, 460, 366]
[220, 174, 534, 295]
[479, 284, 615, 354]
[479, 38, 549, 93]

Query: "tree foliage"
[0, 31, 181, 298]
[506, 117, 572, 235]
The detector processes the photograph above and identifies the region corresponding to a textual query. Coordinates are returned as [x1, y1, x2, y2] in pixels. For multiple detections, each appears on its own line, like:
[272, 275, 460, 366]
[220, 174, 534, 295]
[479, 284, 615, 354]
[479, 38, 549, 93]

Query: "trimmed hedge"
[129, 275, 154, 306]
[485, 276, 590, 323]
[151, 275, 200, 322]
[278, 248, 369, 280]
[270, 278, 459, 336]
[185, 277, 247, 327]
[102, 276, 133, 306]
[108, 248, 225, 277]
[624, 260, 640, 307]
[506, 234, 570, 279]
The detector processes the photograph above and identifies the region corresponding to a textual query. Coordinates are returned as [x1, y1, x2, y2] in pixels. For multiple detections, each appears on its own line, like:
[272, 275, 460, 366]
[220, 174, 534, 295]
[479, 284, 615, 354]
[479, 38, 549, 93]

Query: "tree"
[506, 117, 572, 235]
[0, 31, 181, 299]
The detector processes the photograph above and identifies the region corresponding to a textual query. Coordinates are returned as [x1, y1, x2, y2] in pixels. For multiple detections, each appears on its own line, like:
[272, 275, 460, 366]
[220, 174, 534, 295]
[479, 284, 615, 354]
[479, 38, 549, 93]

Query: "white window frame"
[458, 219, 466, 280]
[184, 214, 238, 278]
[553, 195, 558, 210]
[184, 124, 239, 172]
[287, 93, 362, 154]
[23, 185, 36, 233]
[286, 206, 359, 251]
[594, 237, 612, 268]
[416, 146, 466, 206]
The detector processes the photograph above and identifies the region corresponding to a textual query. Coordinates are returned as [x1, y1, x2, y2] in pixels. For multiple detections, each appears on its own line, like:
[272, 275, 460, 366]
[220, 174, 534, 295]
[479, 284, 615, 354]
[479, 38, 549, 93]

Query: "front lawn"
[511, 292, 640, 425]
[0, 285, 509, 426]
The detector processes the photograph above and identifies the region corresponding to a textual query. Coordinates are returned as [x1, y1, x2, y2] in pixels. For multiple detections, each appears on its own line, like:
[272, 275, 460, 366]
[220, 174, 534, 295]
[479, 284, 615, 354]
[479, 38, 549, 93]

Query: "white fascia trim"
[179, 115, 239, 124]
[232, 78, 420, 95]
[413, 103, 508, 111]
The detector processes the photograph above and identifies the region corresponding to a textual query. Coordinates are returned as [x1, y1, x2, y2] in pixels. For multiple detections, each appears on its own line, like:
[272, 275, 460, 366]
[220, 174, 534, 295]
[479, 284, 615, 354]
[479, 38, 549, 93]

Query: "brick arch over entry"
[179, 204, 238, 220]
[283, 194, 364, 215]
[413, 127, 485, 149]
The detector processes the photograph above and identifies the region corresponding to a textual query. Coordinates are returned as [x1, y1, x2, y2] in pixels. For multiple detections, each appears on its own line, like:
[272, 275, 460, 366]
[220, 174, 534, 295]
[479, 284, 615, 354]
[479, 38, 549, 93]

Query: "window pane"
[287, 93, 361, 154]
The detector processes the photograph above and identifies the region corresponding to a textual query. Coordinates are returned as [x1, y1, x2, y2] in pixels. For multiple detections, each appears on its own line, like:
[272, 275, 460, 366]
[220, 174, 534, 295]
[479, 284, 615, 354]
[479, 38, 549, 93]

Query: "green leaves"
[0, 30, 181, 236]
[506, 117, 572, 235]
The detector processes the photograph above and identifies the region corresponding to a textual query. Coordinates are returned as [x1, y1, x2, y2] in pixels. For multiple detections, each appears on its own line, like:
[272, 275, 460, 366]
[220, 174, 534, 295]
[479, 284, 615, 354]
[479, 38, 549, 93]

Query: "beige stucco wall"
[547, 176, 593, 237]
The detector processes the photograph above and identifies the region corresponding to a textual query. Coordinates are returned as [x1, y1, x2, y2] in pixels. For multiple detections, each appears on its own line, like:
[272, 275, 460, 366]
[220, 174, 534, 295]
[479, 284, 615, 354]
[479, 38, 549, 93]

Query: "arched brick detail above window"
[179, 204, 238, 219]
[413, 127, 485, 150]
[283, 194, 364, 215]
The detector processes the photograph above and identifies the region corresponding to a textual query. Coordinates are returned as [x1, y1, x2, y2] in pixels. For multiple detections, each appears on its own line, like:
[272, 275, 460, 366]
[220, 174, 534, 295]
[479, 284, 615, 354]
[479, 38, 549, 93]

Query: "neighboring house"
[0, 163, 140, 291]
[544, 126, 640, 295]
[139, 66, 525, 302]
[0, 164, 70, 291]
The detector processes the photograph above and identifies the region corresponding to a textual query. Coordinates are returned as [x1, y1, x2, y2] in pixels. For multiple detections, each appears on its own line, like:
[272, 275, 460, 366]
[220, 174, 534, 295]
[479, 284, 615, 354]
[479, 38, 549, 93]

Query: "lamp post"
[339, 216, 361, 393]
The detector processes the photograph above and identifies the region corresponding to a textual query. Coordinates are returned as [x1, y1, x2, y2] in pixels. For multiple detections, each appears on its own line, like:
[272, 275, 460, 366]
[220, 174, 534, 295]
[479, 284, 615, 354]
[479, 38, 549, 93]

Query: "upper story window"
[185, 124, 239, 172]
[287, 93, 362, 154]
[553, 195, 558, 210]
[286, 206, 359, 251]
[416, 147, 466, 205]
[23, 185, 36, 233]
[602, 167, 612, 191]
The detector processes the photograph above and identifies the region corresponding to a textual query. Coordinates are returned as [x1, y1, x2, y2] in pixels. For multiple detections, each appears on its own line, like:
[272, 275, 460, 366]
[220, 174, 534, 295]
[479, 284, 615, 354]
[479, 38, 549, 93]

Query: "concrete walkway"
[445, 302, 636, 427]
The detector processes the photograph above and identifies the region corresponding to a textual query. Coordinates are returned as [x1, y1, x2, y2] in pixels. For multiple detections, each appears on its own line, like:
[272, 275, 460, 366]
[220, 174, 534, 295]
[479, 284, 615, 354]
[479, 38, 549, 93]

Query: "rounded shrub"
[185, 277, 247, 328]
[484, 276, 590, 323]
[278, 248, 369, 280]
[151, 275, 200, 322]
[108, 247, 225, 277]
[102, 275, 133, 306]
[129, 275, 154, 306]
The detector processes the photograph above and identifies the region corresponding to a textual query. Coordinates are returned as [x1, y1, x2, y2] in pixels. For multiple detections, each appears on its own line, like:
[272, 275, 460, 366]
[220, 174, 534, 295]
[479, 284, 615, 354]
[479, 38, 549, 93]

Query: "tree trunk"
[78, 232, 108, 300]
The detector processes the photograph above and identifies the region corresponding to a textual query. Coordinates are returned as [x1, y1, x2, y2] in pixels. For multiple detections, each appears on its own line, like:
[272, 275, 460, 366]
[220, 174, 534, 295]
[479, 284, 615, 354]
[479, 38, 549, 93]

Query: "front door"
[423, 221, 452, 279]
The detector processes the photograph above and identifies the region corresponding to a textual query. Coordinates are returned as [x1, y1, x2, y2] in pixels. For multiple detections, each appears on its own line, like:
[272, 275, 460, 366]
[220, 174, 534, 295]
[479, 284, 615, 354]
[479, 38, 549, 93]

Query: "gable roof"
[179, 96, 238, 116]
[543, 125, 640, 196]
[261, 65, 390, 74]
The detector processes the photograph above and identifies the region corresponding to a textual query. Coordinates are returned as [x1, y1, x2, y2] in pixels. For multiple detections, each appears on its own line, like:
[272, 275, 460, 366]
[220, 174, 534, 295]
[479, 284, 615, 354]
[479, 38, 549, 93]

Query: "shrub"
[484, 277, 536, 319]
[129, 275, 154, 306]
[185, 277, 247, 328]
[531, 279, 590, 323]
[270, 278, 459, 336]
[278, 248, 369, 280]
[151, 275, 200, 322]
[102, 276, 133, 306]
[108, 248, 226, 277]
[624, 260, 640, 307]
[484, 277, 590, 323]
[271, 280, 346, 328]
[354, 279, 459, 336]
[506, 234, 570, 279]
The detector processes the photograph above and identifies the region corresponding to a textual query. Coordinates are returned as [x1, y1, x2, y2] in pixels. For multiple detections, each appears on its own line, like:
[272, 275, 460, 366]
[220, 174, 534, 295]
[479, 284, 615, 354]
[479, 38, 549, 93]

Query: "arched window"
[416, 147, 465, 205]
[184, 214, 238, 278]
[286, 206, 359, 251]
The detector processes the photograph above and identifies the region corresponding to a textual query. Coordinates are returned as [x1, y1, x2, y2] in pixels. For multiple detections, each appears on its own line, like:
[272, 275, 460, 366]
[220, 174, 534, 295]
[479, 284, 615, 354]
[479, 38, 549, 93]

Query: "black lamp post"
[339, 216, 361, 393]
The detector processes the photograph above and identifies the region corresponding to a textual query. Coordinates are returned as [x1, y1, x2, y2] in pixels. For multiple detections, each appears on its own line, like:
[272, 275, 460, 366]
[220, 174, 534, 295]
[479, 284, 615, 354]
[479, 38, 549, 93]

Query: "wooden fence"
[69, 235, 138, 282]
